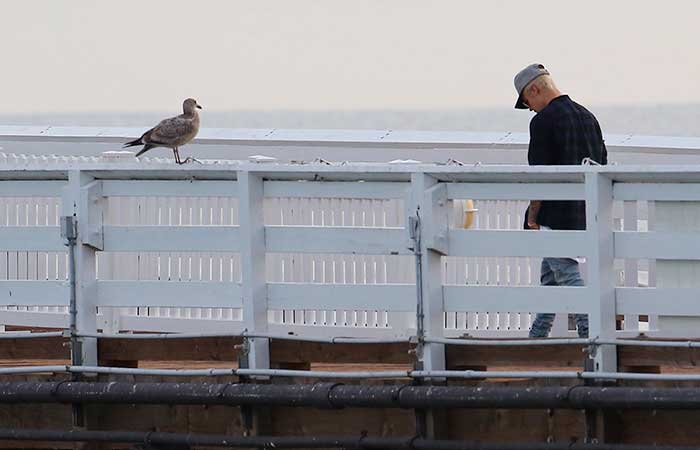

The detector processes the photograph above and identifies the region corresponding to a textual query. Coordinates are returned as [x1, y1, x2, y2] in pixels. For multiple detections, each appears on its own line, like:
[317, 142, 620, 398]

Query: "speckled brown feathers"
[124, 98, 202, 164]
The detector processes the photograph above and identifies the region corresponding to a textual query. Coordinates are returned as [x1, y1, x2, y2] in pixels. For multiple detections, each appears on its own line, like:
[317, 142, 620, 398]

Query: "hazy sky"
[3, 0, 699, 113]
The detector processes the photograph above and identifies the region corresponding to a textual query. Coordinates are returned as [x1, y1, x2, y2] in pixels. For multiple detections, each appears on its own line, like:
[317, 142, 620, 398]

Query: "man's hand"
[527, 200, 542, 230]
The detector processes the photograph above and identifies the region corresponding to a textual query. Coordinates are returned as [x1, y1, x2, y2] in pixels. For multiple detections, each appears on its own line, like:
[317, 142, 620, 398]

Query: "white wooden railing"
[2, 129, 700, 372]
[3, 155, 700, 352]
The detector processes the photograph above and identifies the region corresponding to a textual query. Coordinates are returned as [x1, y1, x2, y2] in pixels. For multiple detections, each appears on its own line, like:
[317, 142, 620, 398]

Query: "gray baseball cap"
[513, 63, 549, 109]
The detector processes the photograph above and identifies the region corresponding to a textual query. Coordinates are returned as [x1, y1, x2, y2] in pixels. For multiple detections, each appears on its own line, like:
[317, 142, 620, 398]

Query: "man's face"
[521, 84, 544, 112]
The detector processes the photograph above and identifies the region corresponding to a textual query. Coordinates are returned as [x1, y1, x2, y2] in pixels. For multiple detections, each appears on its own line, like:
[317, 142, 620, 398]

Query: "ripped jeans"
[528, 257, 589, 338]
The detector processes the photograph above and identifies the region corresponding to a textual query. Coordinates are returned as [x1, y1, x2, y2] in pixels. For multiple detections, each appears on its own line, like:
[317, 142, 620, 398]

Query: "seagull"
[123, 98, 202, 164]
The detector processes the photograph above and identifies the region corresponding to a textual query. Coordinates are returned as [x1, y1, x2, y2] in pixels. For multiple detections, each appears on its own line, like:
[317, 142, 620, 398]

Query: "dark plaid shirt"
[526, 95, 607, 230]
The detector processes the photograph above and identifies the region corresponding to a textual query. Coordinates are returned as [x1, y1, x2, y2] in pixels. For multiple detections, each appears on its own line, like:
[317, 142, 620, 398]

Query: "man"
[513, 63, 607, 338]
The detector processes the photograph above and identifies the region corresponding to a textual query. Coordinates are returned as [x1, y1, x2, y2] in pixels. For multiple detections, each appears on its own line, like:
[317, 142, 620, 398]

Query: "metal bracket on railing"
[79, 181, 104, 250]
[236, 334, 252, 369]
[584, 336, 600, 358]
[586, 345, 597, 358]
[421, 184, 449, 255]
[408, 214, 420, 253]
[60, 216, 77, 242]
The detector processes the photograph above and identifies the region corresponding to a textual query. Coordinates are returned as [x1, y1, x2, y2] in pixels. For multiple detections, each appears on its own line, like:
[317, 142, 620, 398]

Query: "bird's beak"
[196, 104, 202, 109]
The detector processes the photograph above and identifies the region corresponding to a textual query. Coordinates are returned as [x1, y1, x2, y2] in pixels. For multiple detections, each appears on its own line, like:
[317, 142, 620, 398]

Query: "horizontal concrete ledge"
[1, 126, 700, 153]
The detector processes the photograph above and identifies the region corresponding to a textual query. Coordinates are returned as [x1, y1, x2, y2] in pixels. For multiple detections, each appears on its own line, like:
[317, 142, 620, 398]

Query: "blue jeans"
[528, 257, 589, 338]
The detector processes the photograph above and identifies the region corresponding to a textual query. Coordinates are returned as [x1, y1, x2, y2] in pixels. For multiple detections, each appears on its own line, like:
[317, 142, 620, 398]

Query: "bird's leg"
[174, 147, 182, 164]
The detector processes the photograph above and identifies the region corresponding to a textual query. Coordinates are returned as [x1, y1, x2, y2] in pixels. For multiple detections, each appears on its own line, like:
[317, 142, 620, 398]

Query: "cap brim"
[514, 93, 528, 109]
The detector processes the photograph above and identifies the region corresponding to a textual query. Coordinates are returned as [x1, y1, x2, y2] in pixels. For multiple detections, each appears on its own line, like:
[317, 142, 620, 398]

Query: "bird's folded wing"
[150, 117, 195, 144]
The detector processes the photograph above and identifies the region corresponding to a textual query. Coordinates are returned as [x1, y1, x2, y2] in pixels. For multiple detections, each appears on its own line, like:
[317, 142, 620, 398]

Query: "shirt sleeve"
[527, 115, 552, 165]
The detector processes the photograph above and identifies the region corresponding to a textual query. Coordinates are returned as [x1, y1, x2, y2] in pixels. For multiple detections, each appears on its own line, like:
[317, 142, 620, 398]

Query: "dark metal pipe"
[393, 385, 572, 409]
[0, 428, 697, 450]
[0, 382, 348, 407]
[568, 386, 700, 409]
[3, 382, 700, 410]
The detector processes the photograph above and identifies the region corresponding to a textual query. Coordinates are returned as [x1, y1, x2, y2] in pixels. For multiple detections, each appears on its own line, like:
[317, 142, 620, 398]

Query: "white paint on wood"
[267, 283, 415, 312]
[102, 226, 240, 252]
[444, 286, 590, 313]
[0, 181, 66, 197]
[585, 172, 617, 372]
[0, 281, 70, 306]
[614, 183, 700, 201]
[449, 229, 588, 258]
[264, 181, 408, 199]
[615, 231, 700, 260]
[0, 227, 64, 251]
[238, 171, 269, 369]
[62, 171, 98, 365]
[102, 180, 238, 197]
[265, 226, 410, 255]
[4, 161, 700, 340]
[447, 183, 585, 200]
[410, 173, 445, 371]
[96, 281, 242, 308]
[622, 200, 641, 331]
[616, 287, 700, 316]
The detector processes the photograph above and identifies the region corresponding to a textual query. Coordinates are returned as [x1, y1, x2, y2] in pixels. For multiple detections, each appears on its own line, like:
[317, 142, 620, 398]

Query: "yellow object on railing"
[453, 199, 478, 229]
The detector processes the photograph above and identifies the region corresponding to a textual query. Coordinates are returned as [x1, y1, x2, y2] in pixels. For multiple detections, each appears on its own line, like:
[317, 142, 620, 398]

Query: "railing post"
[61, 170, 102, 368]
[408, 172, 449, 440]
[409, 172, 447, 372]
[238, 170, 270, 370]
[585, 171, 617, 373]
[622, 200, 639, 333]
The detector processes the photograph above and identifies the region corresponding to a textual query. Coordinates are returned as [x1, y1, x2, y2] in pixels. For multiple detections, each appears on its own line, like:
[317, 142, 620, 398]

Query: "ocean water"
[1, 104, 699, 137]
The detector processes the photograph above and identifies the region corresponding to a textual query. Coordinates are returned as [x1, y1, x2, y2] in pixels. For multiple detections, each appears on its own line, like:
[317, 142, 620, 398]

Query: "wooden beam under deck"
[2, 334, 700, 370]
[2, 403, 700, 448]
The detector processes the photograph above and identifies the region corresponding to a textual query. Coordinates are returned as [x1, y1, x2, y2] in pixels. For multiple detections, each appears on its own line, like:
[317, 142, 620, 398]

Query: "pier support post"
[61, 170, 103, 435]
[584, 171, 618, 444]
[238, 170, 271, 437]
[61, 170, 101, 368]
[585, 171, 617, 373]
[238, 170, 270, 371]
[409, 172, 447, 373]
[409, 172, 449, 439]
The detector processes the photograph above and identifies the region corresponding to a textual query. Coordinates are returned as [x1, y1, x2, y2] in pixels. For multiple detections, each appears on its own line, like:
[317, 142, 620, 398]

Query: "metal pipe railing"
[4, 364, 700, 382]
[75, 331, 411, 344]
[2, 382, 700, 410]
[0, 332, 64, 339]
[424, 337, 595, 346]
[7, 331, 700, 350]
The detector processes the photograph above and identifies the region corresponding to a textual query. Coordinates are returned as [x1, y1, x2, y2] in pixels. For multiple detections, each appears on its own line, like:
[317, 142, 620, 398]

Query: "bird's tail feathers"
[134, 144, 156, 157]
[123, 138, 143, 148]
